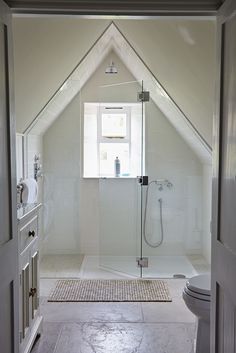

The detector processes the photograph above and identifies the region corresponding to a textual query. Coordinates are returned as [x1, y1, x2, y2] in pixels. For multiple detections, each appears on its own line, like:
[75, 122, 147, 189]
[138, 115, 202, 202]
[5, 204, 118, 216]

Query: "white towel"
[21, 178, 38, 204]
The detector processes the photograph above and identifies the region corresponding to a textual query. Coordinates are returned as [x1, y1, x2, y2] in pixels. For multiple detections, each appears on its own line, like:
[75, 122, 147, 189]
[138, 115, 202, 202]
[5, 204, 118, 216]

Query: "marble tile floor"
[31, 278, 196, 353]
[40, 254, 84, 278]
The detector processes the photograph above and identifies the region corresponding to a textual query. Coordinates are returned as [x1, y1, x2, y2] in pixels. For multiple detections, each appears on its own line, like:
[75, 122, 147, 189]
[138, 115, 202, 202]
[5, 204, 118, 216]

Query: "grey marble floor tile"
[35, 278, 196, 352]
[31, 322, 63, 353]
[54, 322, 195, 353]
[141, 297, 195, 323]
[165, 279, 188, 298]
[40, 279, 58, 297]
[41, 300, 143, 323]
[40, 254, 84, 278]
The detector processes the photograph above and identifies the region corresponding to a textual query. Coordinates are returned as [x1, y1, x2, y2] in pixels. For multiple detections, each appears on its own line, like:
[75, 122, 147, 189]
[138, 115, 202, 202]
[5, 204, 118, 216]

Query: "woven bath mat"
[48, 279, 172, 302]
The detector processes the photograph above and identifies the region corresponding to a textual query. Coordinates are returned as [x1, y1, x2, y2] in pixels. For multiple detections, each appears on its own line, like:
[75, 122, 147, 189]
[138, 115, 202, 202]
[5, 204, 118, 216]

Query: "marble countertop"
[17, 203, 42, 222]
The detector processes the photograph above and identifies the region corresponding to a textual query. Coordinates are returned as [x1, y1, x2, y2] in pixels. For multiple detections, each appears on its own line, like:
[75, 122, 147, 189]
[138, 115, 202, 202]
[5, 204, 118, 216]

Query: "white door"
[211, 1, 236, 352]
[0, 1, 19, 352]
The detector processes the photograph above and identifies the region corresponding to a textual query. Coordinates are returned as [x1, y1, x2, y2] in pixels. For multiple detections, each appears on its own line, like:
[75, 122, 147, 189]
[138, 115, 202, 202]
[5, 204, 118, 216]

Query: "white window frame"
[83, 102, 143, 178]
[97, 105, 131, 176]
[98, 106, 131, 142]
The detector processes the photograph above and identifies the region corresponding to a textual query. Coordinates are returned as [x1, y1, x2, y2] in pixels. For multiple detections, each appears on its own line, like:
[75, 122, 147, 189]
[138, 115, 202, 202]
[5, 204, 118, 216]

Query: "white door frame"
[1, 1, 230, 353]
[211, 0, 236, 352]
[0, 1, 19, 352]
[5, 0, 221, 16]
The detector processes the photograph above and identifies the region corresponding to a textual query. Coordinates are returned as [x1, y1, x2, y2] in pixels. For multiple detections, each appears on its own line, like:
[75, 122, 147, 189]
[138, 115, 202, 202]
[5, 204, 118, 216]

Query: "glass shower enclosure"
[83, 78, 202, 279]
[97, 80, 146, 278]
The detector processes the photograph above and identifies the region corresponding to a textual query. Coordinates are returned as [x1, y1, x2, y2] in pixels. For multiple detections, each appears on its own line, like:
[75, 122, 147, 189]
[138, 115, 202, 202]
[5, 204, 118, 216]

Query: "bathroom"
[17, 50, 211, 278]
[14, 17, 214, 352]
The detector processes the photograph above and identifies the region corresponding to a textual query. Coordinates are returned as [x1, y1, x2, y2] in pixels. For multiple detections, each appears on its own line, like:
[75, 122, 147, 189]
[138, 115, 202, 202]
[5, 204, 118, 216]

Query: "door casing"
[1, 1, 232, 353]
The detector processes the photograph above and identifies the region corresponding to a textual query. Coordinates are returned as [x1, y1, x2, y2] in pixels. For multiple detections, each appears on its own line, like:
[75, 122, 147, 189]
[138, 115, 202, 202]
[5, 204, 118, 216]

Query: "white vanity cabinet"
[17, 204, 43, 353]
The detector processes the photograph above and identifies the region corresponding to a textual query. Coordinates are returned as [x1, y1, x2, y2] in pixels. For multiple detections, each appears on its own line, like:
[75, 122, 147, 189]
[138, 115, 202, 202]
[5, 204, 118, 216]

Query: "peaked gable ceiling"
[27, 22, 211, 163]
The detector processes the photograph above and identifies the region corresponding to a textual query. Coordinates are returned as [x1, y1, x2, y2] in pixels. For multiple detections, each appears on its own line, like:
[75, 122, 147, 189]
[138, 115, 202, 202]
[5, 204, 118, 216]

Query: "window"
[83, 103, 143, 178]
[101, 113, 127, 138]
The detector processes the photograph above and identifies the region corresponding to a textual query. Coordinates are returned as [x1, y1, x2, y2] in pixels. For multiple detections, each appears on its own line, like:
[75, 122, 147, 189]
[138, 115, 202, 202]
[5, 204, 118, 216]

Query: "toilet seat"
[184, 287, 210, 302]
[185, 274, 211, 301]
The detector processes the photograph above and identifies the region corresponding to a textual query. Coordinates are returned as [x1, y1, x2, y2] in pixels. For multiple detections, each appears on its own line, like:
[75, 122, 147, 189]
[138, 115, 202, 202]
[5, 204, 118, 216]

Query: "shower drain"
[173, 274, 186, 279]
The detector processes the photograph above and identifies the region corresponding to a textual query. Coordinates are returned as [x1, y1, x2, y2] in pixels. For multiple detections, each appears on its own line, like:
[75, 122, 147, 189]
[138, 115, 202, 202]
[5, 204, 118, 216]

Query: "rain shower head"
[105, 61, 118, 74]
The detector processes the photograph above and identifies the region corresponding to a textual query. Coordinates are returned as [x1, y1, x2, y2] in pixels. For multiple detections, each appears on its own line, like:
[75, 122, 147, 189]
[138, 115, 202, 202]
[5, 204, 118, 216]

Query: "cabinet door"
[21, 254, 33, 341]
[21, 262, 30, 339]
[31, 251, 39, 318]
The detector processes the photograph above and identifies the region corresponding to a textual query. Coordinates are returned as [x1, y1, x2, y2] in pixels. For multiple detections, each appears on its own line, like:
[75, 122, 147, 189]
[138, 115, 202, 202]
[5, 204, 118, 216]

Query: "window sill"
[83, 176, 138, 179]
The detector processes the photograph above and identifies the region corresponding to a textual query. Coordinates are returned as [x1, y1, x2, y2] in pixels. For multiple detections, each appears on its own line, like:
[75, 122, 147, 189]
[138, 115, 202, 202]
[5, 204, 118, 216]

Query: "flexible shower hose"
[143, 181, 164, 248]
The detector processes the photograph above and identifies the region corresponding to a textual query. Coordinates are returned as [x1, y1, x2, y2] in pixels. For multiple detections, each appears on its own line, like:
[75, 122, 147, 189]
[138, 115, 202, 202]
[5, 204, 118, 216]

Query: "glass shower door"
[97, 80, 144, 277]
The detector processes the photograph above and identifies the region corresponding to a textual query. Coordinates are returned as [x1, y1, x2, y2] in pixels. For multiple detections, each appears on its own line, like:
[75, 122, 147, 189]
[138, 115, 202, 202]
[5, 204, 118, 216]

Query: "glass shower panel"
[141, 78, 202, 279]
[97, 81, 144, 277]
[99, 178, 141, 277]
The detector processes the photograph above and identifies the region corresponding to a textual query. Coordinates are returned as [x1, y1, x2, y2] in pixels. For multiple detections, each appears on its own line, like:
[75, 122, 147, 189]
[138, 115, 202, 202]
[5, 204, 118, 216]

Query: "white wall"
[42, 95, 81, 254]
[13, 18, 110, 133]
[13, 18, 216, 147]
[16, 132, 43, 190]
[43, 51, 140, 255]
[115, 19, 216, 146]
[42, 51, 206, 258]
[16, 133, 24, 183]
[22, 133, 44, 252]
[143, 94, 203, 256]
[25, 133, 43, 204]
[202, 164, 212, 264]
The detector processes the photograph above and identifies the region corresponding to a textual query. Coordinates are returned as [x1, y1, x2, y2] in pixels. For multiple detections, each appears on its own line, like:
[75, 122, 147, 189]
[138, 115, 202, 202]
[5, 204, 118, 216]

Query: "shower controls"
[137, 175, 149, 185]
[136, 257, 149, 268]
[155, 179, 173, 190]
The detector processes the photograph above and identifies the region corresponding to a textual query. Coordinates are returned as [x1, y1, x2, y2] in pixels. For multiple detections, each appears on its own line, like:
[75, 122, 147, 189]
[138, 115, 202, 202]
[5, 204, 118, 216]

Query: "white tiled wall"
[202, 164, 212, 264]
[142, 101, 204, 257]
[41, 51, 211, 260]
[24, 133, 44, 253]
[25, 133, 43, 203]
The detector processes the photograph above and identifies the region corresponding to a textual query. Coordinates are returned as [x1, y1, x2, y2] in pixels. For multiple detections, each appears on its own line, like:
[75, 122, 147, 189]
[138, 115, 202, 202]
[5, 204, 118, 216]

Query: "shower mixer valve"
[155, 179, 173, 190]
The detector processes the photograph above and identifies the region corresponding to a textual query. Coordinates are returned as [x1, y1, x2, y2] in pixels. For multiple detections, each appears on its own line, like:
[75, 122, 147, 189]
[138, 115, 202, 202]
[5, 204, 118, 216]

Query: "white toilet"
[183, 274, 211, 353]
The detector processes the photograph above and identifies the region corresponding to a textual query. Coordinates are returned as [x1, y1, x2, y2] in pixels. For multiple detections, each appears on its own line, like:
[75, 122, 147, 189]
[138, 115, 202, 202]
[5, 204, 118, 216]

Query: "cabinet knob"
[29, 287, 37, 297]
[28, 230, 35, 237]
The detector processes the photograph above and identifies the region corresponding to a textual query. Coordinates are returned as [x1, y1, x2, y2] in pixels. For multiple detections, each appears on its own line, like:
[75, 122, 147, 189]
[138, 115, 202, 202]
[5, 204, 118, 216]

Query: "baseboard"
[20, 315, 43, 353]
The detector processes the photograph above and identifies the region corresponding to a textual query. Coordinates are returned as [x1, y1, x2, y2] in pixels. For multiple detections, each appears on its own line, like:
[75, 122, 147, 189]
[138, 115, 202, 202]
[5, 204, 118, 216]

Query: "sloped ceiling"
[27, 22, 211, 163]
